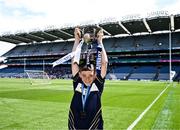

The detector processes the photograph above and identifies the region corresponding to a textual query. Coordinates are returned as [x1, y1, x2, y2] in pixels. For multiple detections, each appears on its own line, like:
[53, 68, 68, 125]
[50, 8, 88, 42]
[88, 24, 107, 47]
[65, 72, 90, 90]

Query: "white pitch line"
[127, 84, 170, 130]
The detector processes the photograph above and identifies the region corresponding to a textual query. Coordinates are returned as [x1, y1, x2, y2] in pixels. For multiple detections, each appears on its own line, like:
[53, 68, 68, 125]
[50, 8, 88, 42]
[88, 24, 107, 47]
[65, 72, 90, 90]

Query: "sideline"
[127, 84, 170, 130]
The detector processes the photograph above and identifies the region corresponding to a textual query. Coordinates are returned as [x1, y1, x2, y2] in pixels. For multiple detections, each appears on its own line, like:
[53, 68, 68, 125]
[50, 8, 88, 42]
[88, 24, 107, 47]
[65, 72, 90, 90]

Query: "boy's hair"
[79, 64, 95, 72]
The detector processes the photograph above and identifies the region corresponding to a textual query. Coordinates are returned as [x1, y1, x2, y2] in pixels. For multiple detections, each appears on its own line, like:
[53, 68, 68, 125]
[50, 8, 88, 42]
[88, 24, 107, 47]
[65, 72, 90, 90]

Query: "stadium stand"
[129, 66, 157, 80]
[158, 66, 169, 80]
[3, 32, 180, 58]
[0, 12, 180, 81]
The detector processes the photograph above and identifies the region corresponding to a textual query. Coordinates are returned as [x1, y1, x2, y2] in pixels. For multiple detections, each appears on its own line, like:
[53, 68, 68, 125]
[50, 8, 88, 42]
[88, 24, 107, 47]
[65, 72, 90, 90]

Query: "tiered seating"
[0, 67, 25, 78]
[158, 66, 169, 80]
[129, 66, 157, 80]
[107, 66, 133, 79]
[4, 33, 180, 57]
[103, 33, 171, 52]
[0, 66, 72, 79]
[172, 33, 180, 48]
[4, 41, 74, 57]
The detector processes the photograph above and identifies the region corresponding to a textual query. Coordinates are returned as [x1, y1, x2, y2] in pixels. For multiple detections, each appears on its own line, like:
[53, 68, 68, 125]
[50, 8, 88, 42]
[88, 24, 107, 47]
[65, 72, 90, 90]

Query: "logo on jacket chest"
[75, 83, 99, 93]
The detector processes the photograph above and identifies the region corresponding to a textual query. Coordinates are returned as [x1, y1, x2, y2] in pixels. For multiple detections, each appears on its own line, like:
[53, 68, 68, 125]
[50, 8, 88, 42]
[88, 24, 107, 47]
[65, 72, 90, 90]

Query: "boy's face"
[79, 70, 95, 86]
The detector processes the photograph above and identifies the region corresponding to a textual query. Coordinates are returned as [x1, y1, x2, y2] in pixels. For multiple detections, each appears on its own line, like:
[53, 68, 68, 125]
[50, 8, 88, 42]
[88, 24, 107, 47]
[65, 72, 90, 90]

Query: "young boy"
[68, 27, 108, 129]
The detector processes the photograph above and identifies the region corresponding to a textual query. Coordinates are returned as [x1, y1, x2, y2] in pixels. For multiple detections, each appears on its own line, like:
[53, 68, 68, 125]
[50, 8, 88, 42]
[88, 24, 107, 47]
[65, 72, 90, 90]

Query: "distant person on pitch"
[68, 27, 108, 129]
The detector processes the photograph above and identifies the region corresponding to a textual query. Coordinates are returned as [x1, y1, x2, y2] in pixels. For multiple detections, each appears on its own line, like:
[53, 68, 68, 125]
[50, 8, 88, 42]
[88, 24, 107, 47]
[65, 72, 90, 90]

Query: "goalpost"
[25, 70, 51, 85]
[24, 59, 51, 85]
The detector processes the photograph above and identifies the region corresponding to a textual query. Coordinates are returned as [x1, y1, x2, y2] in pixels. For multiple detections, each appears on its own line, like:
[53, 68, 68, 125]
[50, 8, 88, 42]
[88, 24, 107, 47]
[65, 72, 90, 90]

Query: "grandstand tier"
[0, 14, 180, 81]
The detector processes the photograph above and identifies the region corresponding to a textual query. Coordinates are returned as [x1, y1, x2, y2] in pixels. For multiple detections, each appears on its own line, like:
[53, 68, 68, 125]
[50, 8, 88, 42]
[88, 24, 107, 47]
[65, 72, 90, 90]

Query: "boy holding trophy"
[68, 26, 108, 129]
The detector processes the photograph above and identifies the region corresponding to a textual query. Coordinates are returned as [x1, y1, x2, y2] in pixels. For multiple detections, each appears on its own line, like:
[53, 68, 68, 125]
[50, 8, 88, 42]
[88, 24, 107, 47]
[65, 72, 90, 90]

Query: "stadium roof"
[0, 13, 180, 44]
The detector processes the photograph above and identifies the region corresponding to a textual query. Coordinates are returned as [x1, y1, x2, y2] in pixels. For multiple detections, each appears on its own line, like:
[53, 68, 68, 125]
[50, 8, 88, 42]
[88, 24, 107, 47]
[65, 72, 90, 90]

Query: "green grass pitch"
[0, 78, 180, 130]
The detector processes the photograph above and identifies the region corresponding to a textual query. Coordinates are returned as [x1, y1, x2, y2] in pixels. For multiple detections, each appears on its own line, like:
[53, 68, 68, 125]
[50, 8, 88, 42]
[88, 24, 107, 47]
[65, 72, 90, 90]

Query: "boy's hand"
[97, 29, 104, 44]
[74, 27, 81, 41]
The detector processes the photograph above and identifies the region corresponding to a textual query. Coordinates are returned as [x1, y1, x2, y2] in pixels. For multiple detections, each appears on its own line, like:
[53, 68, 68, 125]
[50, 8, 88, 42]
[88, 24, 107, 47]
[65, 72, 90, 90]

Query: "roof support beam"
[59, 29, 73, 37]
[44, 31, 61, 39]
[96, 25, 112, 36]
[0, 36, 22, 44]
[143, 18, 152, 33]
[118, 22, 131, 35]
[27, 33, 45, 41]
[10, 35, 32, 43]
[42, 31, 59, 39]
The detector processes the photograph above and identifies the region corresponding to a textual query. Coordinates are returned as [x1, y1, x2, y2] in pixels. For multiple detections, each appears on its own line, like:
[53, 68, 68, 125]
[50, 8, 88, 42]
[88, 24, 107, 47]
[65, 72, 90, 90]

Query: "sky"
[0, 0, 180, 56]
